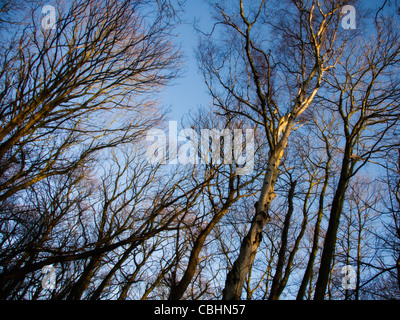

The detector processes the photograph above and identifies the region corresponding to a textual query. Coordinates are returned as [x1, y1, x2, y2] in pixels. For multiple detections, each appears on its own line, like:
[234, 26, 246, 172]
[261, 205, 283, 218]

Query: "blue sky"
[160, 0, 213, 121]
[160, 0, 393, 122]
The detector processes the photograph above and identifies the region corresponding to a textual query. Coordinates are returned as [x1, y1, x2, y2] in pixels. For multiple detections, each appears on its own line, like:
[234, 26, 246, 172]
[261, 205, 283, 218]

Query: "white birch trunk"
[223, 117, 293, 300]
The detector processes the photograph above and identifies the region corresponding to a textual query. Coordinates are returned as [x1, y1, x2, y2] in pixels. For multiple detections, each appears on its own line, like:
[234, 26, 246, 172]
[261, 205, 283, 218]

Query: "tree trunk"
[90, 243, 137, 300]
[168, 207, 229, 300]
[222, 144, 287, 300]
[67, 254, 102, 300]
[277, 208, 308, 299]
[268, 179, 297, 300]
[355, 216, 363, 301]
[296, 159, 330, 299]
[397, 254, 400, 294]
[314, 144, 352, 300]
[169, 174, 237, 300]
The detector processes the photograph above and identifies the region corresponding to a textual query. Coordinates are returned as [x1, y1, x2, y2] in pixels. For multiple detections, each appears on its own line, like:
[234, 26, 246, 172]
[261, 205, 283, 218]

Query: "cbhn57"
[145, 121, 255, 175]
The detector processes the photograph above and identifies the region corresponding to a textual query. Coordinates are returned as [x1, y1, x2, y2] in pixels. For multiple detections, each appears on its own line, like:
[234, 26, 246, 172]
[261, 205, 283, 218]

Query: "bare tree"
[0, 0, 184, 299]
[296, 106, 338, 300]
[167, 108, 265, 300]
[2, 0, 400, 301]
[0, 0, 180, 204]
[197, 0, 349, 299]
[313, 17, 400, 299]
